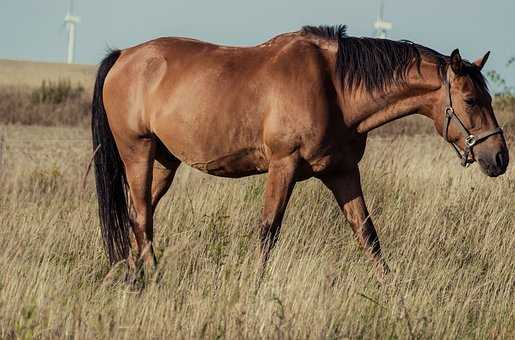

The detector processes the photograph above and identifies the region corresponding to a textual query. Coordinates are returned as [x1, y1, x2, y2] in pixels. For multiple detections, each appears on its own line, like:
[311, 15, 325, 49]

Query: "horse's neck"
[353, 87, 437, 133]
[340, 61, 443, 133]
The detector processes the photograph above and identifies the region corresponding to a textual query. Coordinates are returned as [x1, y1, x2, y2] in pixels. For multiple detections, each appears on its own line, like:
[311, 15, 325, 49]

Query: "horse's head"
[432, 49, 508, 177]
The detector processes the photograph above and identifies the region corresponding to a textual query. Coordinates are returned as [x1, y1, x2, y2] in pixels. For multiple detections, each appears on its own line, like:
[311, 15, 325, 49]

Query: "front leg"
[319, 167, 389, 282]
[260, 154, 298, 265]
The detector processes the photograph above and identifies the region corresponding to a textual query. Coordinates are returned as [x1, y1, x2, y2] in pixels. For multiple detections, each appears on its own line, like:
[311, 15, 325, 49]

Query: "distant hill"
[0, 59, 97, 88]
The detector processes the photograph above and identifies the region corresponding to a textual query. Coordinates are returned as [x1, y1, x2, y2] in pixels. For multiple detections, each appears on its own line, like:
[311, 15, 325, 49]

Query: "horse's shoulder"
[262, 35, 329, 81]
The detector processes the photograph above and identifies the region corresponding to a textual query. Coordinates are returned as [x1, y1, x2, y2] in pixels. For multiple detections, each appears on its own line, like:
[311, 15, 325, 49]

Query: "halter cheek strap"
[442, 79, 503, 167]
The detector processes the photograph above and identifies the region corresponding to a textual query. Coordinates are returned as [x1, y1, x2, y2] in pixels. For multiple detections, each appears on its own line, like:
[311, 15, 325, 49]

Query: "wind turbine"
[373, 0, 392, 39]
[64, 0, 80, 64]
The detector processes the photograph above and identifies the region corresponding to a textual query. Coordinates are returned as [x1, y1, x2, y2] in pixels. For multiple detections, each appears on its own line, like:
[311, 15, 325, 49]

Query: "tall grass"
[0, 125, 513, 339]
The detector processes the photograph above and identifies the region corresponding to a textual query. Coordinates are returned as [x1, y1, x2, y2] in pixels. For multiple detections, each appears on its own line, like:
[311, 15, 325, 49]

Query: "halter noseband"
[442, 78, 503, 167]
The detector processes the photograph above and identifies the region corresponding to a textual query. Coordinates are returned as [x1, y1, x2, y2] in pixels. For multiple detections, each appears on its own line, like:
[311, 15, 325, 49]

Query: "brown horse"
[91, 25, 508, 280]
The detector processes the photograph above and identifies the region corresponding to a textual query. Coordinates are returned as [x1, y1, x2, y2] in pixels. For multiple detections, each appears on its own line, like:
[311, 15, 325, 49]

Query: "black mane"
[301, 25, 486, 94]
[301, 25, 348, 42]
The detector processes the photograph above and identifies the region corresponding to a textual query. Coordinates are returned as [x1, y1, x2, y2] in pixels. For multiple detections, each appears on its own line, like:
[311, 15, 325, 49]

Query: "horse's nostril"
[495, 150, 507, 169]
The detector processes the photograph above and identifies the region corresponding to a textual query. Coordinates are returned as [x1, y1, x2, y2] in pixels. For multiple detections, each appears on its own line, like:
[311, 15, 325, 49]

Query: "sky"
[1, 0, 514, 88]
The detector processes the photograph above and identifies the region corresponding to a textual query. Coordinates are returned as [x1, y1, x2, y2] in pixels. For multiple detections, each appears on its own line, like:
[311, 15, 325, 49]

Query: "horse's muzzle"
[477, 146, 509, 177]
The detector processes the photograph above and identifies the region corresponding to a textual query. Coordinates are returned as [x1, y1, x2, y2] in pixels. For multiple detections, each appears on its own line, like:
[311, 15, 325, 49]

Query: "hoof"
[375, 262, 390, 284]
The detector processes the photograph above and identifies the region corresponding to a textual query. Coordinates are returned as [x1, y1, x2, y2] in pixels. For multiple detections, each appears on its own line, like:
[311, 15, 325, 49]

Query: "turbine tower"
[64, 0, 80, 64]
[374, 0, 392, 39]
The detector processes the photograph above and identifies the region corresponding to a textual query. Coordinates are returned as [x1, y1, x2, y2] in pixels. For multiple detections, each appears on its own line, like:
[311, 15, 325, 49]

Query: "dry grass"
[0, 85, 91, 126]
[0, 124, 513, 339]
[0, 59, 94, 126]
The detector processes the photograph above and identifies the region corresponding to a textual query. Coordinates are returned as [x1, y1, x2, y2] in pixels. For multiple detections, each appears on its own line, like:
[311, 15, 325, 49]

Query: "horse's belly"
[154, 114, 267, 177]
[187, 147, 268, 178]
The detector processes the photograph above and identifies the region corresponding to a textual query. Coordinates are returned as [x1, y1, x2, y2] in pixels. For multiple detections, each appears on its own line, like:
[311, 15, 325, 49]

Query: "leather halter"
[442, 78, 503, 167]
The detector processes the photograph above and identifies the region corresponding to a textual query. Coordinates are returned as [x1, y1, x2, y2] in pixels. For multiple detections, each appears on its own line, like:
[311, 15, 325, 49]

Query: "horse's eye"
[465, 99, 477, 107]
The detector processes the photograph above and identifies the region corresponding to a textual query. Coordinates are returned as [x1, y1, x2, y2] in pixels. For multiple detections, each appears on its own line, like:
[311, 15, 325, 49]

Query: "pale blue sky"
[1, 0, 514, 87]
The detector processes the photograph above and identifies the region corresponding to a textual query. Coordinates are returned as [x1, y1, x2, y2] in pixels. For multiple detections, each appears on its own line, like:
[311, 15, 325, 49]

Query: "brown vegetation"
[0, 83, 91, 126]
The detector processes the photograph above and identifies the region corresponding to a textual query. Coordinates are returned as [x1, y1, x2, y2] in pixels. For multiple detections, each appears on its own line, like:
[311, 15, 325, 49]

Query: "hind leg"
[119, 137, 157, 274]
[151, 143, 180, 213]
[123, 138, 179, 275]
[142, 157, 179, 271]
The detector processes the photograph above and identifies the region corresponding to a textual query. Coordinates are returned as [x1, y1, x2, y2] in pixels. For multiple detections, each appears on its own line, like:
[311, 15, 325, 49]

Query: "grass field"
[0, 123, 513, 339]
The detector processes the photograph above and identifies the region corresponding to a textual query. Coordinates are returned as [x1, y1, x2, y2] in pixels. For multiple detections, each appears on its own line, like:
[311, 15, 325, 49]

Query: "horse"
[91, 25, 508, 281]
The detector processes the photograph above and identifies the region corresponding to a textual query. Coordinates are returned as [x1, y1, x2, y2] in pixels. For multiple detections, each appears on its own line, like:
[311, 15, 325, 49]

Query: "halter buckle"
[465, 135, 477, 147]
[445, 107, 454, 117]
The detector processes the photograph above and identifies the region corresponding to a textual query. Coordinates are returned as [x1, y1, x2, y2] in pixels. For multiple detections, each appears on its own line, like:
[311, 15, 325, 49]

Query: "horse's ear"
[450, 49, 464, 75]
[473, 51, 490, 70]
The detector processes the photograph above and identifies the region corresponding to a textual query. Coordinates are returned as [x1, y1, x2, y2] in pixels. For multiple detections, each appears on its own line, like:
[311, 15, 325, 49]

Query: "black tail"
[91, 50, 131, 264]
